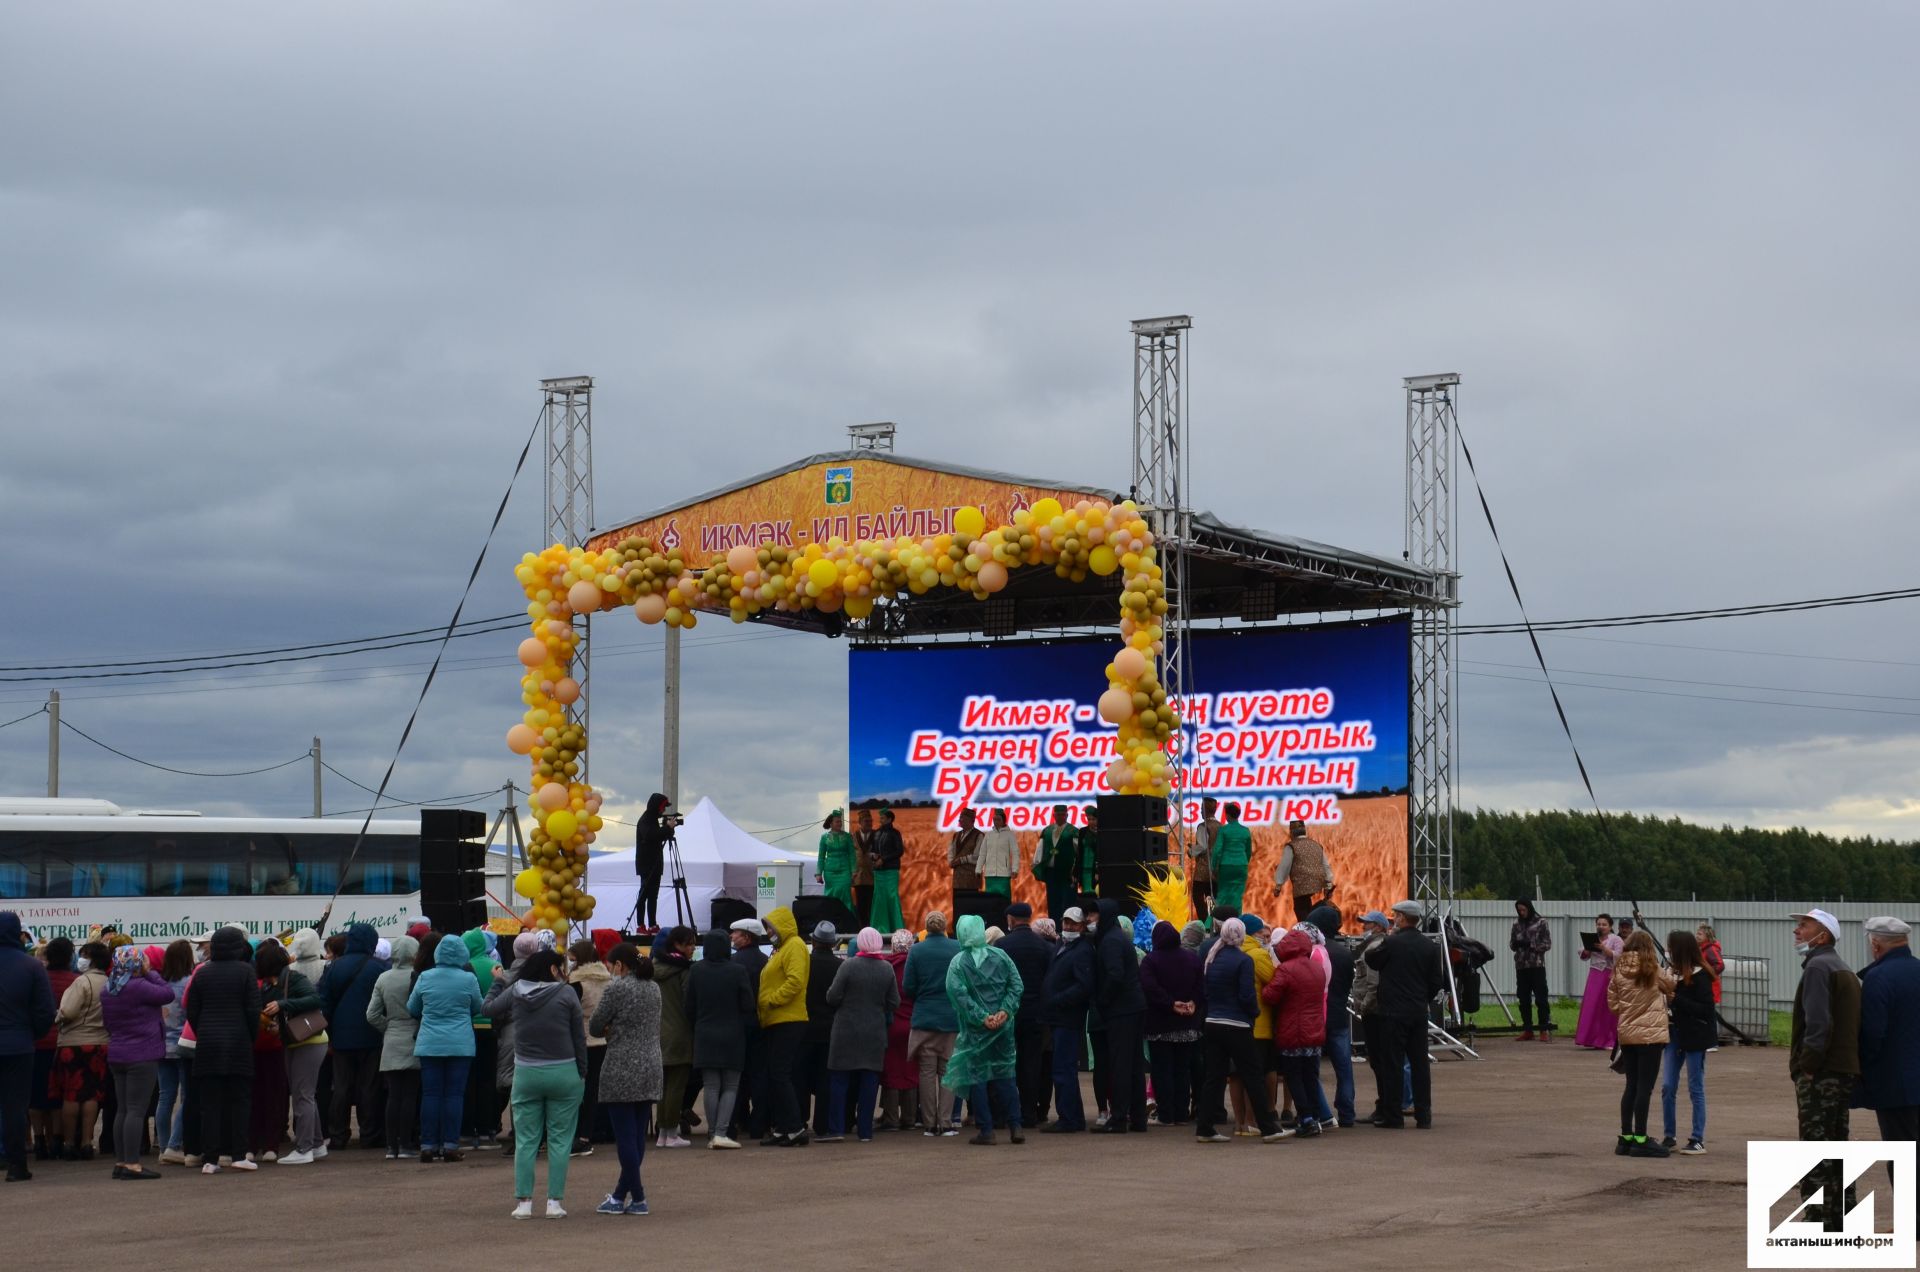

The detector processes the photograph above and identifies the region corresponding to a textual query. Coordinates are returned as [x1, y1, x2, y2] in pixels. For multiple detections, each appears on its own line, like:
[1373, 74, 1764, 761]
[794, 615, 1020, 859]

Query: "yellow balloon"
[808, 558, 839, 589]
[953, 505, 986, 539]
[1089, 545, 1118, 576]
[513, 867, 542, 899]
[1030, 497, 1063, 524]
[545, 809, 578, 841]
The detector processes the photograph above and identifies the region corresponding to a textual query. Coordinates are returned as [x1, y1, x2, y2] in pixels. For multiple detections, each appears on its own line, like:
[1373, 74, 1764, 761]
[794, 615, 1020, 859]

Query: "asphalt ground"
[6, 1039, 1885, 1270]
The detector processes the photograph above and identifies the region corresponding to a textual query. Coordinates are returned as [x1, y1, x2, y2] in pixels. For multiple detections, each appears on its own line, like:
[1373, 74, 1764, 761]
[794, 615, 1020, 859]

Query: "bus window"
[40, 831, 148, 898]
[150, 835, 248, 897]
[340, 834, 418, 895]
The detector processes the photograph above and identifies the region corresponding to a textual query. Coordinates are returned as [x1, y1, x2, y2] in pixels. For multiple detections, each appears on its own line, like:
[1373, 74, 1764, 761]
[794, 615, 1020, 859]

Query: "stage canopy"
[584, 796, 818, 929]
[587, 450, 1445, 641]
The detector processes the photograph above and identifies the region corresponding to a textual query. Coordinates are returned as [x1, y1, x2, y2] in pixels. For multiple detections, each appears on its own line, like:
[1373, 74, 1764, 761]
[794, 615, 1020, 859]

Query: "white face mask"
[1062, 931, 1082, 943]
[75, 957, 91, 972]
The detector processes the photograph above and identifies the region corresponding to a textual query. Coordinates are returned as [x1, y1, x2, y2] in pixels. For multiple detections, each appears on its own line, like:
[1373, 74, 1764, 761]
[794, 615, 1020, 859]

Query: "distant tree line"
[1454, 808, 1920, 903]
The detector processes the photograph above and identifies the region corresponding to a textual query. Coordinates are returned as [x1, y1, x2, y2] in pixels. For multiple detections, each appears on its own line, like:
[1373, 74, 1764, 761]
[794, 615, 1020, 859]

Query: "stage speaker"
[422, 896, 488, 935]
[1098, 794, 1168, 830]
[1096, 860, 1151, 916]
[421, 807, 487, 841]
[950, 889, 1009, 929]
[792, 894, 858, 938]
[1095, 828, 1167, 864]
[709, 896, 757, 933]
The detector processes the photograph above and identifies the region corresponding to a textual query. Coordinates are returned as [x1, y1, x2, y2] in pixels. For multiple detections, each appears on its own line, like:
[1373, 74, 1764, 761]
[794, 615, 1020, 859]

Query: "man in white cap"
[1859, 915, 1919, 1233]
[1364, 901, 1445, 1128]
[1038, 906, 1096, 1132]
[1788, 907, 1861, 1221]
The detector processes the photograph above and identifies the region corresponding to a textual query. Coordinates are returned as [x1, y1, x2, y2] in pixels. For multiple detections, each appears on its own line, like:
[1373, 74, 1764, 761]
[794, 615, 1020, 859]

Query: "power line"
[1458, 586, 1920, 635]
[1461, 658, 1920, 704]
[57, 718, 311, 778]
[0, 613, 528, 673]
[319, 788, 506, 818]
[1463, 669, 1920, 720]
[0, 706, 46, 732]
[0, 617, 530, 684]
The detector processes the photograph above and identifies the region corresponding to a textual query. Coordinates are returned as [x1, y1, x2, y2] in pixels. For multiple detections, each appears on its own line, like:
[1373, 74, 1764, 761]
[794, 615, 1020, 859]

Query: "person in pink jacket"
[1262, 929, 1330, 1138]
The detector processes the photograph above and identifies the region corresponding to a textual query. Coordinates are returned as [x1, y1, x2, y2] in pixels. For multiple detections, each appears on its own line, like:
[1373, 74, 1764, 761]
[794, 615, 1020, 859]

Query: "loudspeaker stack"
[419, 807, 489, 934]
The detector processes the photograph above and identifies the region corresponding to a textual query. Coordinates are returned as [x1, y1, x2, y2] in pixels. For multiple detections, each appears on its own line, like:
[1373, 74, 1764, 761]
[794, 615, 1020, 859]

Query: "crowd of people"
[1, 894, 1915, 1229]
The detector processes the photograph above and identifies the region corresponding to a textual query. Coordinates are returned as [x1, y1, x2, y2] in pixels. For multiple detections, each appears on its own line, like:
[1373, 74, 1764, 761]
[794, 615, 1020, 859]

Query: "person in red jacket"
[1261, 929, 1328, 1138]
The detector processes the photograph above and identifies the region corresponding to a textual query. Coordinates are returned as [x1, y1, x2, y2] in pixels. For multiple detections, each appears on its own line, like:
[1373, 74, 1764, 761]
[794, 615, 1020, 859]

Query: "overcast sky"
[2, 2, 1916, 853]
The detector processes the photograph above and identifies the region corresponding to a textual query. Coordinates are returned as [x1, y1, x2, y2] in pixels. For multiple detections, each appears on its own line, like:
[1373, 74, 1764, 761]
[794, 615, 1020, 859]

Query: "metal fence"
[1449, 899, 1908, 1011]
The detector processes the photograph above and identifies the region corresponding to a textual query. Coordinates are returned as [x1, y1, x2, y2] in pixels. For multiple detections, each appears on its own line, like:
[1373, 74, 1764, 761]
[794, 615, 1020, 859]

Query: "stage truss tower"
[542, 375, 595, 777]
[1404, 373, 1461, 912]
[1131, 316, 1193, 846]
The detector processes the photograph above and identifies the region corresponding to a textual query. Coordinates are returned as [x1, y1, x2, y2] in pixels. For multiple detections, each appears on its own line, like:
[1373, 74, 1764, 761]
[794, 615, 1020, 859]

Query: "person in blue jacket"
[1038, 907, 1096, 1133]
[1857, 915, 1920, 1235]
[319, 922, 389, 1149]
[408, 933, 484, 1162]
[0, 912, 56, 1181]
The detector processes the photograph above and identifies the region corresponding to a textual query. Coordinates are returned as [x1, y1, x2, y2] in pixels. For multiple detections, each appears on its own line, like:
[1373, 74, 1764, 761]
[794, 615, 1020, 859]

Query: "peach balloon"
[634, 594, 667, 624]
[1098, 687, 1134, 724]
[977, 561, 1009, 593]
[536, 782, 569, 811]
[566, 581, 601, 614]
[552, 677, 581, 705]
[727, 544, 757, 575]
[517, 638, 546, 667]
[505, 724, 539, 755]
[1113, 646, 1148, 681]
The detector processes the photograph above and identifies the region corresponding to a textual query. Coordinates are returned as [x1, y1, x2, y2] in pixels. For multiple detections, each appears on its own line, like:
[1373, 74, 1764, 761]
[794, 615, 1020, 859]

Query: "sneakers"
[939, 1126, 959, 1138]
[655, 1133, 690, 1149]
[596, 1195, 626, 1215]
[1262, 1128, 1295, 1143]
[230, 1159, 259, 1171]
[568, 1141, 594, 1158]
[159, 1149, 186, 1165]
[1680, 1139, 1707, 1155]
[1630, 1139, 1670, 1158]
[511, 1200, 534, 1220]
[1295, 1120, 1322, 1138]
[184, 1154, 204, 1168]
[260, 1151, 277, 1163]
[1615, 1136, 1633, 1156]
[710, 1135, 741, 1150]
[545, 1200, 567, 1220]
[1195, 1132, 1231, 1143]
[626, 1200, 650, 1216]
[313, 1144, 329, 1160]
[278, 1150, 315, 1166]
[969, 1131, 996, 1146]
[395, 1149, 418, 1159]
[813, 1134, 845, 1143]
[1516, 1031, 1535, 1042]
[1660, 1136, 1676, 1150]
[201, 1163, 222, 1175]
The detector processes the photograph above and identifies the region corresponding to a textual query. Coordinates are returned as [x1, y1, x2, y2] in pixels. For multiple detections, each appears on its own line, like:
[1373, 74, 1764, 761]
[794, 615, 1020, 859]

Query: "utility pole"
[46, 690, 59, 798]
[311, 738, 323, 817]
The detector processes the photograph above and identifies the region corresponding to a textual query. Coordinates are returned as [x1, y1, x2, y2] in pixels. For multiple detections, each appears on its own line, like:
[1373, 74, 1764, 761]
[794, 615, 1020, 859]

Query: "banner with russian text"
[849, 618, 1411, 929]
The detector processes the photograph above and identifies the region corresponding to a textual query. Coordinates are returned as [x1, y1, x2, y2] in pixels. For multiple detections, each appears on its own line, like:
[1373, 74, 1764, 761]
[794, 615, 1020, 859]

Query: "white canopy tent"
[584, 796, 818, 931]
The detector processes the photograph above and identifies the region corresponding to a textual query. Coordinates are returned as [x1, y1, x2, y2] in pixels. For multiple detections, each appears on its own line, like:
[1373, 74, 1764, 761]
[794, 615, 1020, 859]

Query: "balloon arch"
[502, 497, 1175, 931]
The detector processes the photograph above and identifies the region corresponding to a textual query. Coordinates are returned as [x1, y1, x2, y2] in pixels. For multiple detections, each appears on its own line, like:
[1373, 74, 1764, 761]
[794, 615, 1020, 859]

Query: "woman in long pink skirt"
[1573, 913, 1624, 1050]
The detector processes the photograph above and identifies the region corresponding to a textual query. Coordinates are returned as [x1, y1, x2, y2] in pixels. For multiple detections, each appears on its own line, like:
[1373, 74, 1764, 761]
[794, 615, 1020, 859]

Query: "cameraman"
[635, 793, 676, 934]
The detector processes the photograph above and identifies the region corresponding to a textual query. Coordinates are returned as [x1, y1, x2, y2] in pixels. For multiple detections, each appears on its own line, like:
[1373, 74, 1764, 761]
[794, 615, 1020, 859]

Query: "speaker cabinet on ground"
[1095, 860, 1152, 916]
[951, 889, 1012, 930]
[792, 894, 858, 938]
[1097, 794, 1168, 830]
[709, 896, 757, 933]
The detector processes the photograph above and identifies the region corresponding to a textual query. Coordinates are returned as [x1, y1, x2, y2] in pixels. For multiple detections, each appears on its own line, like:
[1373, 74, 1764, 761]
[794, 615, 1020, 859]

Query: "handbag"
[277, 970, 329, 1045]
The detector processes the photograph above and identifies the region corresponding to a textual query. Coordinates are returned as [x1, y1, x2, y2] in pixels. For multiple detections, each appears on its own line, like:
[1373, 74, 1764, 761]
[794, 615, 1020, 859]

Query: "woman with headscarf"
[1262, 927, 1328, 1138]
[682, 928, 753, 1150]
[288, 929, 325, 987]
[184, 927, 262, 1172]
[463, 927, 500, 1149]
[589, 942, 662, 1215]
[408, 933, 484, 1163]
[823, 928, 901, 1142]
[1140, 920, 1205, 1125]
[489, 929, 546, 1149]
[816, 810, 856, 914]
[635, 793, 673, 934]
[650, 926, 696, 1148]
[879, 929, 918, 1131]
[248, 940, 299, 1162]
[943, 914, 1024, 1145]
[366, 934, 421, 1160]
[1194, 919, 1284, 1142]
[486, 948, 589, 1219]
[100, 946, 173, 1178]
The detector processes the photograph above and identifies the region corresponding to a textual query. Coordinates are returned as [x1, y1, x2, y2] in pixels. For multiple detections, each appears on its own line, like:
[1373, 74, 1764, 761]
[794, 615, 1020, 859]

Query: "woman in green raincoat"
[942, 914, 1025, 1144]
[816, 810, 855, 912]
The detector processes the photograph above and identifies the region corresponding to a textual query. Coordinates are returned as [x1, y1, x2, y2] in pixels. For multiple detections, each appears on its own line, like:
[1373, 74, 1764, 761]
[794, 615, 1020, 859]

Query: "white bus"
[0, 798, 431, 943]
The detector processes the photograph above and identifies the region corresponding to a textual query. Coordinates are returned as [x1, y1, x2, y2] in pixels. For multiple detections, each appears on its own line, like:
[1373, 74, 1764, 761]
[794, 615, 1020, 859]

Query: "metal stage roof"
[590, 450, 1449, 642]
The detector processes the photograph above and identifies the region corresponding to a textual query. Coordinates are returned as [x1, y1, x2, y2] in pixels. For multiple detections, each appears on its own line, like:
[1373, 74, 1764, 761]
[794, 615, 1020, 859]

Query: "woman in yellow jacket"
[755, 908, 811, 1146]
[1607, 929, 1676, 1159]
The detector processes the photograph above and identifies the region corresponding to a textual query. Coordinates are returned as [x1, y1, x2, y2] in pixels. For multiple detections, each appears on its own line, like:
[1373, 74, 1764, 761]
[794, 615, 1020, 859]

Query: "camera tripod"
[625, 823, 694, 933]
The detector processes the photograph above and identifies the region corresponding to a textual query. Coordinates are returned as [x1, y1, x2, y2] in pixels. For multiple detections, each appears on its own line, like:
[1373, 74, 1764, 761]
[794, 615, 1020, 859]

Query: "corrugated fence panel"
[1450, 900, 1907, 1010]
